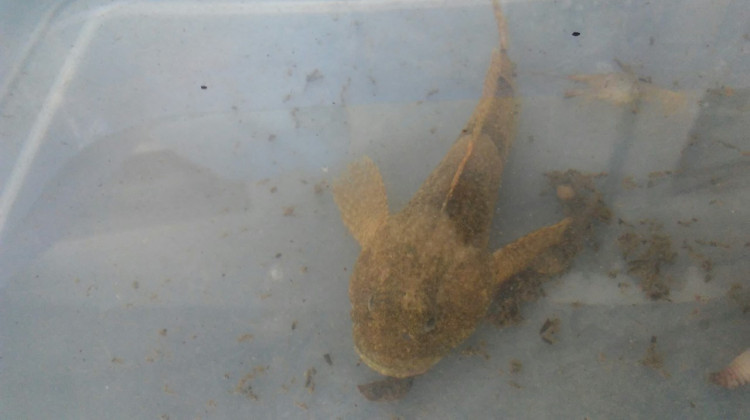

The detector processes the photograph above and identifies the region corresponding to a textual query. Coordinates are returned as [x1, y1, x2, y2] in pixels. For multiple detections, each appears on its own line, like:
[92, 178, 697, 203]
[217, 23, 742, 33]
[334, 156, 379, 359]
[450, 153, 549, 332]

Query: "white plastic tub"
[1, 0, 749, 418]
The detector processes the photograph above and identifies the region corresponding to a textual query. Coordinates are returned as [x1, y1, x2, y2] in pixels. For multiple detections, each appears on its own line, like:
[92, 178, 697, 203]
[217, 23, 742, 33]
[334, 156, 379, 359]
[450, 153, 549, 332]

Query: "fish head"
[348, 208, 492, 378]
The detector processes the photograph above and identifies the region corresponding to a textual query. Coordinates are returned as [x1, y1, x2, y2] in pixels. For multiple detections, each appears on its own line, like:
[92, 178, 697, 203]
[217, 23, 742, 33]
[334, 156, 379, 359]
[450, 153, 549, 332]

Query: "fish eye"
[423, 316, 436, 333]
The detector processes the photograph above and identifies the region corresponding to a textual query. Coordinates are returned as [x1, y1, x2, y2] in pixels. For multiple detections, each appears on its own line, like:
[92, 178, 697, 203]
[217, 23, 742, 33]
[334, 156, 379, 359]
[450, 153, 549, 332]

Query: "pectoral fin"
[491, 217, 572, 286]
[333, 157, 389, 247]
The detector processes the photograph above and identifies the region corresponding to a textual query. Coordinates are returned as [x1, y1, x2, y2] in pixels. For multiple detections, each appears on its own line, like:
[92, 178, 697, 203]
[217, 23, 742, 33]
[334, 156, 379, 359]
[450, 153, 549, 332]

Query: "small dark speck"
[291, 321, 298, 330]
[324, 353, 333, 366]
[572, 32, 581, 37]
[275, 253, 282, 259]
[306, 69, 324, 83]
[200, 85, 207, 90]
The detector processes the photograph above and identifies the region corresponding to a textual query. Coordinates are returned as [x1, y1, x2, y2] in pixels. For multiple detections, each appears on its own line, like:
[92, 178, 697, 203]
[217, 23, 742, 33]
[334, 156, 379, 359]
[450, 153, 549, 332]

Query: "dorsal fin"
[441, 138, 475, 212]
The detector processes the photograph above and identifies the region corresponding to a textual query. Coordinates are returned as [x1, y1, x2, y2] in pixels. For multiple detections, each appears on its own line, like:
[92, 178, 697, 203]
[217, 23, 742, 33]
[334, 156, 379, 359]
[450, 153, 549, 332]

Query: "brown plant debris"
[617, 220, 676, 300]
[304, 368, 317, 393]
[357, 377, 414, 402]
[235, 365, 269, 400]
[640, 336, 670, 378]
[727, 283, 750, 314]
[539, 317, 561, 344]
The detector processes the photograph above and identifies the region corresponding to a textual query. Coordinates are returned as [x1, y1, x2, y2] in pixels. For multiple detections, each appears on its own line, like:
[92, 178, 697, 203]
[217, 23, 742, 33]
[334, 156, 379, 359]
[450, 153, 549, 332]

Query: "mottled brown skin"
[333, 1, 571, 379]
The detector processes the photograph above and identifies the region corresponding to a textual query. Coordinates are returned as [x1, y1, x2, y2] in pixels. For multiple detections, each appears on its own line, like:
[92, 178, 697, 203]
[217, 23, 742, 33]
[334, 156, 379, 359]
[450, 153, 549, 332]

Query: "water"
[1, 0, 749, 418]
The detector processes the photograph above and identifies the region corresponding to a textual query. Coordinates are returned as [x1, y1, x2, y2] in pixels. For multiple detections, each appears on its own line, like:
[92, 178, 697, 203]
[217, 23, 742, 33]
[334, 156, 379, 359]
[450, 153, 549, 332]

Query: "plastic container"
[1, 0, 748, 417]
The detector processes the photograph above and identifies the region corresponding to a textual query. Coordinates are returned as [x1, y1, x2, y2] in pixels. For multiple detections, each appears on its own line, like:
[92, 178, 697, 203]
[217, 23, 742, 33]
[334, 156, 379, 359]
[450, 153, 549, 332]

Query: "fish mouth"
[353, 336, 436, 379]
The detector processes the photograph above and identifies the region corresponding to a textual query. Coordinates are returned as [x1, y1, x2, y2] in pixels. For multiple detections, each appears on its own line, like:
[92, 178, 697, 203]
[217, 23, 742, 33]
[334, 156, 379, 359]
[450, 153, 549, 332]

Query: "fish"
[333, 0, 572, 379]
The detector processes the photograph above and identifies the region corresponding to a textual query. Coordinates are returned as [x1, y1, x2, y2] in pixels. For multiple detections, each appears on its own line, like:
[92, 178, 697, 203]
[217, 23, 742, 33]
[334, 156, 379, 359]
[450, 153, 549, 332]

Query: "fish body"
[333, 1, 570, 378]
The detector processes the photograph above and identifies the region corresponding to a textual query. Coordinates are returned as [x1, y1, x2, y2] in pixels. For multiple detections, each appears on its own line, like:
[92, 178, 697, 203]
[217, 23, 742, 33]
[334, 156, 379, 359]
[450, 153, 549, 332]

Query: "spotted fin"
[491, 217, 572, 287]
[333, 157, 390, 247]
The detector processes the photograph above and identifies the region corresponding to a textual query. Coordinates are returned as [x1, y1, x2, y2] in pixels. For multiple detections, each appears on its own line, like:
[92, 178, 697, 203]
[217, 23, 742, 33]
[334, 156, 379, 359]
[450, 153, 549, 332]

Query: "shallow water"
[1, 0, 749, 418]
